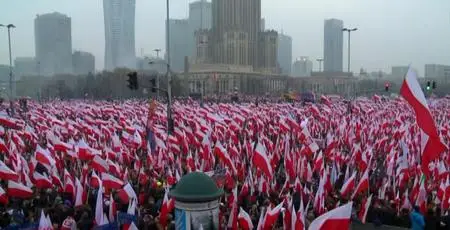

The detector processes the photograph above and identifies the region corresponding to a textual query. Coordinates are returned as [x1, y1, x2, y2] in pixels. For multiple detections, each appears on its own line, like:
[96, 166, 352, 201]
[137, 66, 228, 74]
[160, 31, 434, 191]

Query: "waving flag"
[400, 67, 447, 176]
[308, 202, 353, 230]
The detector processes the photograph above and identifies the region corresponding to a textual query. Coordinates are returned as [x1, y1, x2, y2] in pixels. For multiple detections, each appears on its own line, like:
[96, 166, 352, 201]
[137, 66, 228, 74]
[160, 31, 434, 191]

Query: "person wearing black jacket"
[425, 208, 438, 230]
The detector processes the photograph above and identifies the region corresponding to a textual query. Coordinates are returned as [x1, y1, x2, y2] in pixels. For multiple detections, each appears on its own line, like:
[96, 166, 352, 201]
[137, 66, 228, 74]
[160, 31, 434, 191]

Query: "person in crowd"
[410, 206, 425, 230]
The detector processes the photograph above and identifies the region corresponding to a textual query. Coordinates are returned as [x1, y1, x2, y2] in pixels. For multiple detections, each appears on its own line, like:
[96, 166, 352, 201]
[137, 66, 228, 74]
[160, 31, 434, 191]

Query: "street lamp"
[316, 58, 323, 72]
[0, 23, 16, 116]
[165, 0, 174, 135]
[342, 27, 357, 76]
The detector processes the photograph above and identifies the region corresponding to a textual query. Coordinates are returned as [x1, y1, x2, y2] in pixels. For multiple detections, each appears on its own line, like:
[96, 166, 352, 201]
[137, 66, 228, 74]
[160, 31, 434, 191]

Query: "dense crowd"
[0, 93, 448, 229]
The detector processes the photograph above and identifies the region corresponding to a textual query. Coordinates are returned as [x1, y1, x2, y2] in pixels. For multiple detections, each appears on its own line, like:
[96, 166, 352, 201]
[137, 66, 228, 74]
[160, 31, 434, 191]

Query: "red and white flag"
[0, 160, 19, 181]
[352, 169, 369, 200]
[253, 142, 273, 179]
[308, 202, 353, 230]
[238, 207, 254, 230]
[358, 194, 373, 224]
[0, 186, 8, 205]
[102, 172, 124, 190]
[7, 180, 33, 199]
[33, 171, 53, 189]
[340, 171, 356, 198]
[400, 67, 447, 176]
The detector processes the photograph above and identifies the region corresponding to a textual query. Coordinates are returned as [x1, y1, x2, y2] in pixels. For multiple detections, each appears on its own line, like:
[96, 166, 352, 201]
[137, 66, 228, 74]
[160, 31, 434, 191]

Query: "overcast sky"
[1, 0, 450, 75]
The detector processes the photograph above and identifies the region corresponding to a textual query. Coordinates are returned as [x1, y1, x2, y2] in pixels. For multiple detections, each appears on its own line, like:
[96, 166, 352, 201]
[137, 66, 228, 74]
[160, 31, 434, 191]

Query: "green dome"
[170, 172, 224, 202]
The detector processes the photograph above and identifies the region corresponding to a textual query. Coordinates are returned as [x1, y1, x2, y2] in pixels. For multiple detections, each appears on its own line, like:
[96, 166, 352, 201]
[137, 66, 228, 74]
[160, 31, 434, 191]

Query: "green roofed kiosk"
[170, 172, 224, 230]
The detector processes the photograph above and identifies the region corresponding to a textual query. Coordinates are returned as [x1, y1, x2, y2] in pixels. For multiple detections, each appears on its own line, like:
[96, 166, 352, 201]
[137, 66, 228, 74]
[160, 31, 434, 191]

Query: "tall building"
[211, 0, 261, 69]
[189, 0, 212, 58]
[14, 57, 37, 78]
[258, 31, 279, 73]
[260, 18, 265, 31]
[103, 0, 136, 70]
[293, 57, 313, 77]
[35, 12, 72, 76]
[72, 51, 95, 75]
[277, 33, 292, 75]
[323, 19, 343, 72]
[166, 19, 190, 72]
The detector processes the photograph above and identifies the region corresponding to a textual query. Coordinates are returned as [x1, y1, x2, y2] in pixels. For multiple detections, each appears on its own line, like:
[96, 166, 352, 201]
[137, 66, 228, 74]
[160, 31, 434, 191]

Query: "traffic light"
[150, 78, 157, 93]
[385, 82, 389, 92]
[432, 80, 436, 89]
[426, 81, 431, 91]
[127, 72, 138, 90]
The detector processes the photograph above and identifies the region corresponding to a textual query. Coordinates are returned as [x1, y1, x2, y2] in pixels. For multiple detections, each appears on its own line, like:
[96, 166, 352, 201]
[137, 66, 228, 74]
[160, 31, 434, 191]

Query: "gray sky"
[1, 0, 450, 75]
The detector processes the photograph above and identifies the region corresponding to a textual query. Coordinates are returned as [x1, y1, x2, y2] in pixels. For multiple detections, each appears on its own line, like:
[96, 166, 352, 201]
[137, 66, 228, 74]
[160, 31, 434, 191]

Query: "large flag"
[400, 67, 447, 176]
[308, 202, 353, 230]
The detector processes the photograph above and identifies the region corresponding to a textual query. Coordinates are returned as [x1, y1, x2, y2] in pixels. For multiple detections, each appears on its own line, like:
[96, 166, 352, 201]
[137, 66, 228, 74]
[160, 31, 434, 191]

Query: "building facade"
[72, 51, 95, 75]
[292, 57, 313, 77]
[258, 30, 279, 73]
[35, 12, 72, 76]
[277, 33, 292, 75]
[425, 64, 450, 83]
[323, 19, 343, 72]
[103, 0, 136, 70]
[166, 19, 190, 72]
[211, 0, 261, 69]
[14, 57, 37, 79]
[188, 0, 212, 58]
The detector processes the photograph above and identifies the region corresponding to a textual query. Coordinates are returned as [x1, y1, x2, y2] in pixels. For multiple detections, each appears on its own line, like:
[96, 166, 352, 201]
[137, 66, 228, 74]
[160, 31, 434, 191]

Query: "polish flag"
[358, 194, 372, 224]
[33, 171, 53, 189]
[77, 139, 94, 161]
[35, 146, 55, 166]
[159, 188, 175, 227]
[109, 192, 116, 222]
[214, 141, 237, 175]
[308, 202, 353, 230]
[340, 171, 356, 198]
[95, 182, 103, 225]
[7, 180, 33, 199]
[90, 171, 101, 189]
[75, 178, 84, 207]
[263, 203, 284, 229]
[0, 160, 19, 181]
[0, 186, 8, 205]
[117, 183, 137, 203]
[238, 207, 253, 230]
[352, 169, 369, 200]
[91, 155, 108, 173]
[400, 67, 447, 176]
[102, 172, 124, 190]
[252, 142, 273, 179]
[51, 169, 62, 188]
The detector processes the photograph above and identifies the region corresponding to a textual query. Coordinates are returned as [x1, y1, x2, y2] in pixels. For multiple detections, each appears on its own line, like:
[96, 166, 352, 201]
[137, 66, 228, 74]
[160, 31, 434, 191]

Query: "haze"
[0, 0, 449, 75]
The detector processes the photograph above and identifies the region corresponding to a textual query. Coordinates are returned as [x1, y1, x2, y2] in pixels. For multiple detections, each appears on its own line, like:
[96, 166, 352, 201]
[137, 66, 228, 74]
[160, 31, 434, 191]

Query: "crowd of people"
[0, 92, 448, 229]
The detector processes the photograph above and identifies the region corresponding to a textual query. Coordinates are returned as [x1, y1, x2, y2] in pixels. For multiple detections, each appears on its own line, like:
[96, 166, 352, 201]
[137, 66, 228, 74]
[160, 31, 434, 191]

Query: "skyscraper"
[166, 19, 190, 72]
[35, 12, 72, 76]
[103, 0, 136, 71]
[189, 0, 212, 58]
[323, 19, 343, 72]
[211, 0, 261, 68]
[277, 33, 292, 75]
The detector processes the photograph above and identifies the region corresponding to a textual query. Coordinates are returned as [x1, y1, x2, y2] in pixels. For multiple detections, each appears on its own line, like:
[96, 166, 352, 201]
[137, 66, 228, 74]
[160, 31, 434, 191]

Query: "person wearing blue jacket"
[410, 206, 425, 230]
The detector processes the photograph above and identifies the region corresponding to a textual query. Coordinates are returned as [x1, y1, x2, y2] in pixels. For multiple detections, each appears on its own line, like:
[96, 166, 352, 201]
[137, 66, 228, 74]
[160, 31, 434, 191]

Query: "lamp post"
[316, 58, 323, 72]
[342, 27, 357, 76]
[166, 0, 173, 135]
[0, 24, 16, 116]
